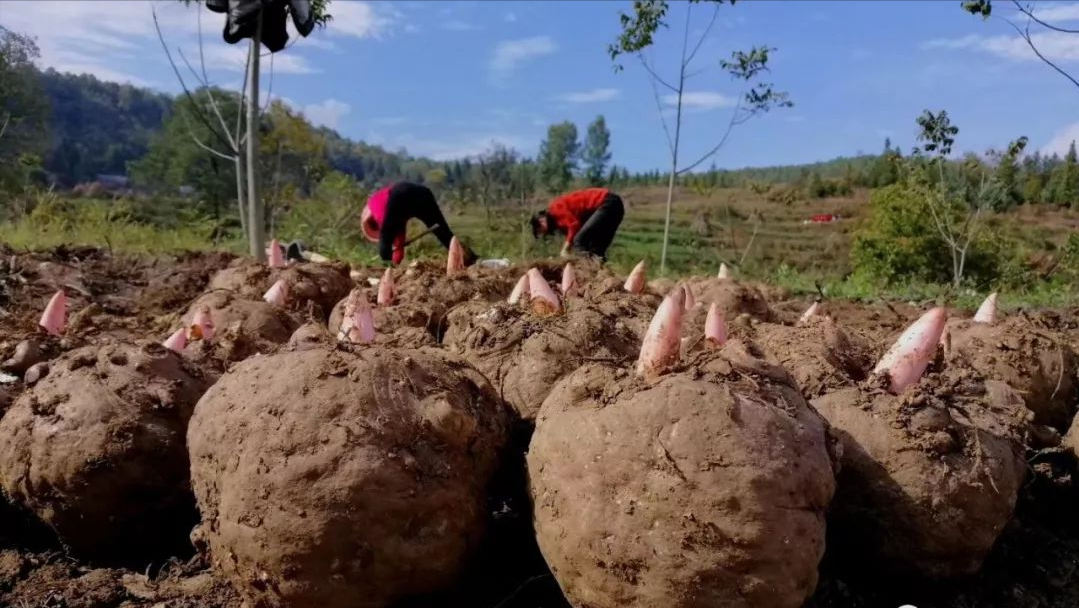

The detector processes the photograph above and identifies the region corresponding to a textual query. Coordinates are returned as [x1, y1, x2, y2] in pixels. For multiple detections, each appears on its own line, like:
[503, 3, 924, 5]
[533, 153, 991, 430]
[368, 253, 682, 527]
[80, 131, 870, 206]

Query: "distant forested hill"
[39, 70, 172, 185]
[35, 69, 901, 190]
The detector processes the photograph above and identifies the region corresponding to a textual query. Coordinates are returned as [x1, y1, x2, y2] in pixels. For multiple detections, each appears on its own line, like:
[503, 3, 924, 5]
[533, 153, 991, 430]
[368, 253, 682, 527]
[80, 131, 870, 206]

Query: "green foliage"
[538, 121, 580, 193]
[0, 27, 50, 191]
[1045, 141, 1079, 207]
[851, 184, 955, 284]
[913, 109, 959, 157]
[475, 144, 520, 226]
[0, 191, 220, 253]
[766, 185, 800, 205]
[720, 46, 793, 115]
[608, 0, 734, 68]
[275, 171, 368, 262]
[961, 0, 993, 19]
[803, 172, 853, 199]
[129, 87, 241, 210]
[40, 70, 172, 185]
[851, 110, 1028, 289]
[582, 115, 612, 186]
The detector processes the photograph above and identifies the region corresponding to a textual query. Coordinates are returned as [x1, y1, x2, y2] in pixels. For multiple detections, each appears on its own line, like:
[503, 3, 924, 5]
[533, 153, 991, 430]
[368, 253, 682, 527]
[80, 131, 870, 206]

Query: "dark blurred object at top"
[205, 0, 316, 53]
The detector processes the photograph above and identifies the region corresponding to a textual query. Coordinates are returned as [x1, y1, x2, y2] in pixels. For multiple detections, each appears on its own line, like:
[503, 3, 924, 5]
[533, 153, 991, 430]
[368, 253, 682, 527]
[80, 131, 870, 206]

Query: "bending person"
[361, 181, 476, 266]
[530, 187, 625, 261]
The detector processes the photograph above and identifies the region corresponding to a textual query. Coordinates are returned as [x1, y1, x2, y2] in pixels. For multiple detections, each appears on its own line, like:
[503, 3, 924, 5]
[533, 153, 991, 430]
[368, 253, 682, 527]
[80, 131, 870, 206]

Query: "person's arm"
[548, 197, 580, 255]
[378, 226, 395, 262]
[391, 233, 406, 265]
[561, 219, 581, 255]
[378, 191, 408, 263]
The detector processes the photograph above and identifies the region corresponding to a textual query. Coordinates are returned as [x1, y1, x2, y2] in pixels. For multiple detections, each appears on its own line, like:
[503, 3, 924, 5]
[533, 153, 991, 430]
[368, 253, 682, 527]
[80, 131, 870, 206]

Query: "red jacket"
[547, 188, 609, 244]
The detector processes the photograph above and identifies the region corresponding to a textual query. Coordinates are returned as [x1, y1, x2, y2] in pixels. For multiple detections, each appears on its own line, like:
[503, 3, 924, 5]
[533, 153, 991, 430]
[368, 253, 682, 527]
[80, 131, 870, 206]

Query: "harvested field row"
[0, 245, 1078, 608]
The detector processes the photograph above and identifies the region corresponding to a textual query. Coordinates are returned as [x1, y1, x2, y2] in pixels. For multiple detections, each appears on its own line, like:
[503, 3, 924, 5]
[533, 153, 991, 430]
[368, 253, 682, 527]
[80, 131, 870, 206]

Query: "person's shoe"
[285, 240, 305, 262]
[462, 244, 479, 267]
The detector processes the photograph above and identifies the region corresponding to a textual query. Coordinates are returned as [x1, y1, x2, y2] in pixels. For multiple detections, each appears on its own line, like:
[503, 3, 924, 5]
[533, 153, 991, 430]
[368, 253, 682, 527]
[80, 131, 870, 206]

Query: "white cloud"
[490, 36, 558, 76]
[922, 31, 1079, 63]
[193, 43, 318, 75]
[558, 88, 620, 103]
[662, 91, 736, 111]
[286, 19, 337, 50]
[442, 20, 482, 32]
[1033, 3, 1079, 22]
[0, 0, 190, 85]
[0, 0, 332, 87]
[303, 99, 351, 130]
[1042, 121, 1079, 156]
[326, 1, 397, 39]
[505, 12, 519, 23]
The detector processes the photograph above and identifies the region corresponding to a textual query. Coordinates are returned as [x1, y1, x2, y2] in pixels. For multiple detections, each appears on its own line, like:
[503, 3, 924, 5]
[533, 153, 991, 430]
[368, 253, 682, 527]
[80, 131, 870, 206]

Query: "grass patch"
[0, 196, 235, 255]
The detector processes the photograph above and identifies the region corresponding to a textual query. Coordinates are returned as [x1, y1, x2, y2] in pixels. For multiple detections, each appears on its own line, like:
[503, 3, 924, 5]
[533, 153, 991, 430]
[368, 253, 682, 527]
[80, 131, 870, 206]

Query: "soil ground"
[1, 245, 1078, 608]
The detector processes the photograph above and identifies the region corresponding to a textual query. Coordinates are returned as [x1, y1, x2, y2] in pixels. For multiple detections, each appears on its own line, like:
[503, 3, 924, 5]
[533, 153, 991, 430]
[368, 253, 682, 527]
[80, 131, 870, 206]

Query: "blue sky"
[4, 0, 1079, 171]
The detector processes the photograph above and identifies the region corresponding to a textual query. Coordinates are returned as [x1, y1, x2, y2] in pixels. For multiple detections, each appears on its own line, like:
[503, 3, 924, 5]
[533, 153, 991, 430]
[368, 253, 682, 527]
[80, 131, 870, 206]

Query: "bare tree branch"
[262, 51, 276, 114]
[637, 53, 679, 93]
[152, 5, 234, 151]
[194, 7, 240, 151]
[1011, 0, 1079, 33]
[1002, 15, 1079, 90]
[180, 111, 237, 162]
[645, 67, 676, 155]
[0, 112, 9, 141]
[179, 48, 240, 153]
[684, 2, 721, 68]
[683, 64, 713, 80]
[676, 97, 745, 174]
[235, 47, 251, 145]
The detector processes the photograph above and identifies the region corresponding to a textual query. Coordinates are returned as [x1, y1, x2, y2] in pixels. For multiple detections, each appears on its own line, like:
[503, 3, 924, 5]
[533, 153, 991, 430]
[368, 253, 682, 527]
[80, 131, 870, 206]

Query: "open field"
[5, 184, 1078, 309]
[0, 244, 1077, 608]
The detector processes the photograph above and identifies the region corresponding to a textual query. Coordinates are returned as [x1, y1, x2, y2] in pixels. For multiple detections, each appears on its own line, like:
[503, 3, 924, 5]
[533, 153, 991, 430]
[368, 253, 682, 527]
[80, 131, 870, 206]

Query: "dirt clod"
[0, 340, 210, 564]
[443, 301, 640, 421]
[187, 346, 509, 608]
[812, 371, 1029, 579]
[528, 341, 836, 608]
[946, 317, 1079, 430]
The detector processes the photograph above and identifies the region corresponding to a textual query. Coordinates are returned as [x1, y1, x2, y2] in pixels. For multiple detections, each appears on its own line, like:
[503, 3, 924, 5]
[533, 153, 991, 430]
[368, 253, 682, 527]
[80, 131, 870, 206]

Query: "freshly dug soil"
[0, 340, 210, 564]
[443, 301, 640, 421]
[138, 251, 238, 316]
[811, 370, 1030, 579]
[208, 260, 353, 319]
[333, 262, 523, 341]
[528, 340, 837, 608]
[752, 316, 878, 399]
[394, 260, 517, 304]
[684, 278, 775, 334]
[946, 316, 1079, 430]
[328, 293, 450, 343]
[178, 290, 300, 365]
[187, 346, 509, 608]
[0, 551, 242, 608]
[578, 275, 664, 340]
[806, 445, 1079, 608]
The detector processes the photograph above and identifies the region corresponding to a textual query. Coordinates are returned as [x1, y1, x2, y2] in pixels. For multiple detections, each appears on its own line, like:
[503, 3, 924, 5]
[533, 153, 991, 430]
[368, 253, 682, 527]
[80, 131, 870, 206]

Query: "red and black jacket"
[545, 188, 609, 245]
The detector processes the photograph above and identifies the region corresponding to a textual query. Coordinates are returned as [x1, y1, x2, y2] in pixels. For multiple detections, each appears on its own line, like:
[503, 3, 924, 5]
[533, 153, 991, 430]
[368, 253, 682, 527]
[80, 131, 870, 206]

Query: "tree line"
[4, 23, 1078, 216]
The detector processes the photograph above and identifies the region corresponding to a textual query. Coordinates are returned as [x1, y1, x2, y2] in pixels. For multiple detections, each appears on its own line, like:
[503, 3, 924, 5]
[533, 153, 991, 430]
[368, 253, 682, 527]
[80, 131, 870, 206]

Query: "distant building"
[95, 174, 130, 191]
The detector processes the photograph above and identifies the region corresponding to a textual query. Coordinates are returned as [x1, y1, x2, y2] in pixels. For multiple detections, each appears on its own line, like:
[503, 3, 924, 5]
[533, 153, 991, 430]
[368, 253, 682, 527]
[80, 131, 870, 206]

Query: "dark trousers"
[572, 193, 624, 260]
[379, 182, 456, 261]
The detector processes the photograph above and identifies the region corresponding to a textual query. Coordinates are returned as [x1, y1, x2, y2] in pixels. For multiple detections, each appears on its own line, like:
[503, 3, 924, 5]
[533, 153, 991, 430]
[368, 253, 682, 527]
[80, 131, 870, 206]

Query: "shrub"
[851, 183, 1004, 286]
